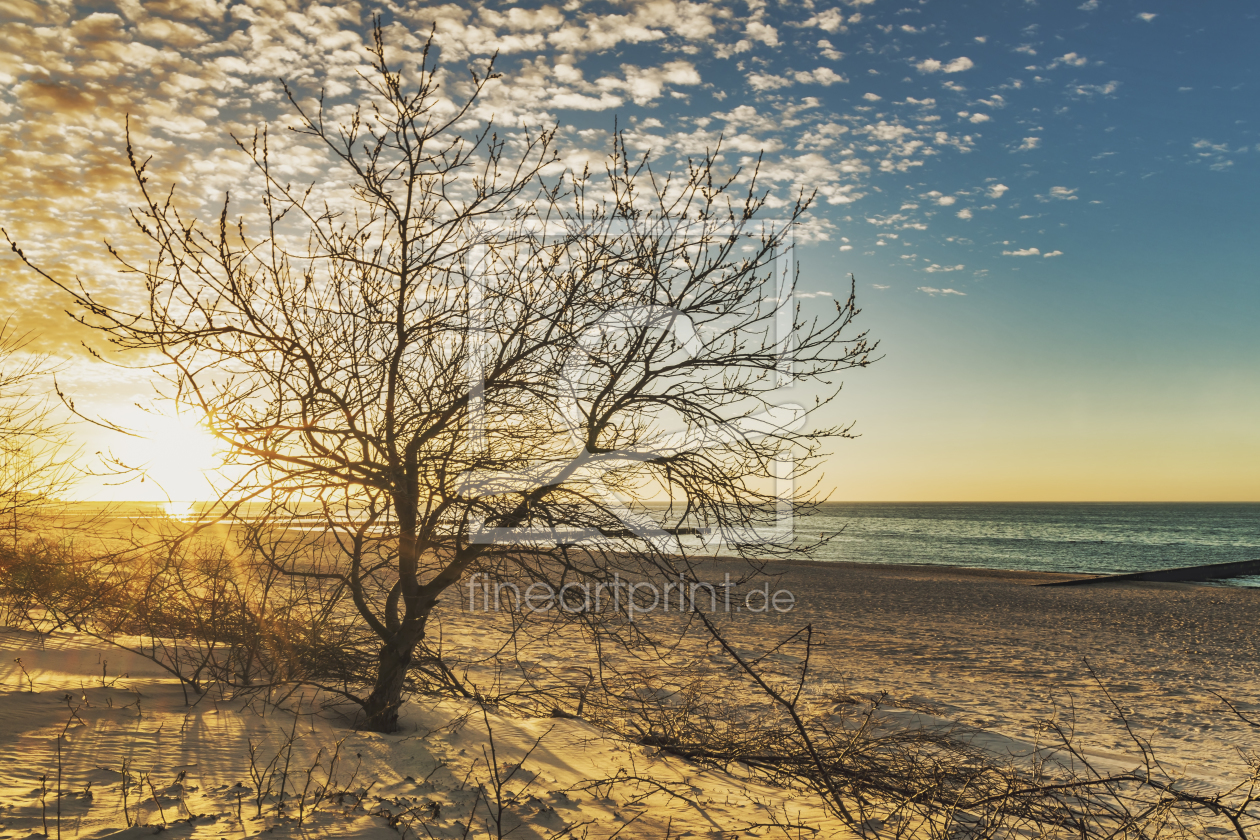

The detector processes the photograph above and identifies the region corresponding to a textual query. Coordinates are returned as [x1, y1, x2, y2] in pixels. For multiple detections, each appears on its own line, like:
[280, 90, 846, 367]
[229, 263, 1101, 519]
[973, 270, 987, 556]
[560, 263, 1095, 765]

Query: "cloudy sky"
[1, 0, 1258, 501]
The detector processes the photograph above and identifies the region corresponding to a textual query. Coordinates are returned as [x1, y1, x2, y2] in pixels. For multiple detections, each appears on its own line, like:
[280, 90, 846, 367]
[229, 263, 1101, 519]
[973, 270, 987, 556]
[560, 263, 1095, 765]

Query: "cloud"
[1016, 137, 1041, 151]
[916, 56, 975, 74]
[1137, 12, 1157, 21]
[872, 283, 890, 289]
[987, 183, 1010, 198]
[745, 20, 780, 46]
[541, 2, 720, 54]
[1190, 138, 1238, 170]
[747, 72, 793, 91]
[480, 6, 566, 31]
[749, 68, 846, 91]
[802, 8, 846, 33]
[817, 39, 844, 60]
[795, 67, 847, 85]
[967, 112, 990, 123]
[596, 61, 701, 105]
[918, 286, 966, 294]
[1042, 250, 1064, 258]
[1079, 0, 1099, 9]
[1071, 81, 1120, 97]
[956, 208, 973, 219]
[1048, 186, 1078, 200]
[863, 92, 881, 101]
[923, 264, 966, 273]
[1048, 52, 1089, 68]
[1003, 247, 1041, 256]
[933, 130, 977, 152]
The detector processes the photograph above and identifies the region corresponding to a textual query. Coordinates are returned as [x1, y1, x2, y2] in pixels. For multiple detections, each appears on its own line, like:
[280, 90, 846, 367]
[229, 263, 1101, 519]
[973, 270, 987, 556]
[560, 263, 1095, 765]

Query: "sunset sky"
[1, 0, 1257, 502]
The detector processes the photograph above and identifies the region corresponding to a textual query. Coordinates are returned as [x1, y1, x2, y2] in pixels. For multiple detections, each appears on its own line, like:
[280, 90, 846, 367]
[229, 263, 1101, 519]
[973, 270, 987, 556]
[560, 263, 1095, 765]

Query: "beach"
[2, 560, 1258, 838]
[709, 560, 1260, 781]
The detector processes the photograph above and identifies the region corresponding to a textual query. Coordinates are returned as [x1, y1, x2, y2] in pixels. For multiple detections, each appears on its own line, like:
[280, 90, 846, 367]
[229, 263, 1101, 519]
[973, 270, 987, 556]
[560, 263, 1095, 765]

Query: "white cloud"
[795, 67, 847, 85]
[1042, 250, 1064, 258]
[1193, 139, 1230, 153]
[933, 130, 977, 152]
[1137, 12, 1157, 22]
[803, 8, 846, 33]
[1079, 0, 1099, 9]
[968, 112, 990, 123]
[872, 283, 890, 289]
[864, 121, 917, 142]
[918, 285, 966, 294]
[550, 91, 625, 110]
[923, 264, 965, 273]
[753, 67, 847, 90]
[956, 208, 973, 219]
[1048, 52, 1089, 68]
[542, 5, 710, 55]
[746, 21, 780, 46]
[1071, 81, 1120, 97]
[1003, 247, 1041, 256]
[480, 6, 565, 31]
[596, 61, 702, 105]
[1191, 137, 1240, 170]
[916, 56, 975, 74]
[747, 72, 793, 91]
[840, 245, 853, 251]
[1016, 137, 1041, 151]
[987, 183, 1010, 198]
[936, 195, 957, 206]
[817, 39, 844, 60]
[1048, 186, 1078, 200]
[863, 92, 881, 101]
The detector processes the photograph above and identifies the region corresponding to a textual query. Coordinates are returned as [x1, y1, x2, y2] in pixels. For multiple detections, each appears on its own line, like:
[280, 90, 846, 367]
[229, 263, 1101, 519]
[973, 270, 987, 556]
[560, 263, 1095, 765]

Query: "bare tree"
[0, 320, 76, 550]
[7, 24, 875, 731]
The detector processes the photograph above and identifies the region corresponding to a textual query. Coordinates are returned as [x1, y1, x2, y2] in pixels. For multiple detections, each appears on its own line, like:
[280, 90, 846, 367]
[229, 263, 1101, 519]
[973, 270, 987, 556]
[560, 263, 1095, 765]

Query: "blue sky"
[1, 0, 1257, 500]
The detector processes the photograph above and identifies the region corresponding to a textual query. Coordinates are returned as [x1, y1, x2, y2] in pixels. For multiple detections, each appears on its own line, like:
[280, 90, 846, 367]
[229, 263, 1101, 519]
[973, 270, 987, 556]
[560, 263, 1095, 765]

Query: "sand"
[1, 560, 1257, 838]
[745, 561, 1260, 782]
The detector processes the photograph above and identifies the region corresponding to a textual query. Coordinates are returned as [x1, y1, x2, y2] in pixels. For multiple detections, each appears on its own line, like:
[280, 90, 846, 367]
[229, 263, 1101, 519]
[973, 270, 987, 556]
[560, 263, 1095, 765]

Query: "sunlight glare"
[117, 411, 223, 506]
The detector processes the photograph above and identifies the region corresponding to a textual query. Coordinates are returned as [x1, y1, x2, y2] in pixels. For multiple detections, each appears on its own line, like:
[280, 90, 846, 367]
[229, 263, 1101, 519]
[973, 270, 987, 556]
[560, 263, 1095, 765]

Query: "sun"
[115, 410, 224, 506]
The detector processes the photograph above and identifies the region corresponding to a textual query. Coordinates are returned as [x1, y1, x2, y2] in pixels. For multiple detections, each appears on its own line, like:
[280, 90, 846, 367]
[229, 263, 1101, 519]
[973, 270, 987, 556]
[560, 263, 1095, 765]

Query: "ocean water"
[59, 501, 1260, 588]
[794, 503, 1260, 587]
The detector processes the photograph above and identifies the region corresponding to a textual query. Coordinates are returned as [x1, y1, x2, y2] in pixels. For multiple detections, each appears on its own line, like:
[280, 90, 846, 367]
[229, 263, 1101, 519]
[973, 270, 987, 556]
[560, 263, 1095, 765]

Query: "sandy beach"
[709, 560, 1260, 780]
[2, 560, 1258, 838]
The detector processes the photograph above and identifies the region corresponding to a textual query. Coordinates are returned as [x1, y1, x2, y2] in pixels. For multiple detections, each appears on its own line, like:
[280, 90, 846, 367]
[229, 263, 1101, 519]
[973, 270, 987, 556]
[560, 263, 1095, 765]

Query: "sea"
[794, 502, 1260, 587]
[56, 500, 1260, 588]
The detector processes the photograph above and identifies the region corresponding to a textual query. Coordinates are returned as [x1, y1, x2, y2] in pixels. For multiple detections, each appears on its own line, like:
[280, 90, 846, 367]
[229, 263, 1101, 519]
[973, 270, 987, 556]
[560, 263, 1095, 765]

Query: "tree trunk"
[361, 640, 415, 732]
